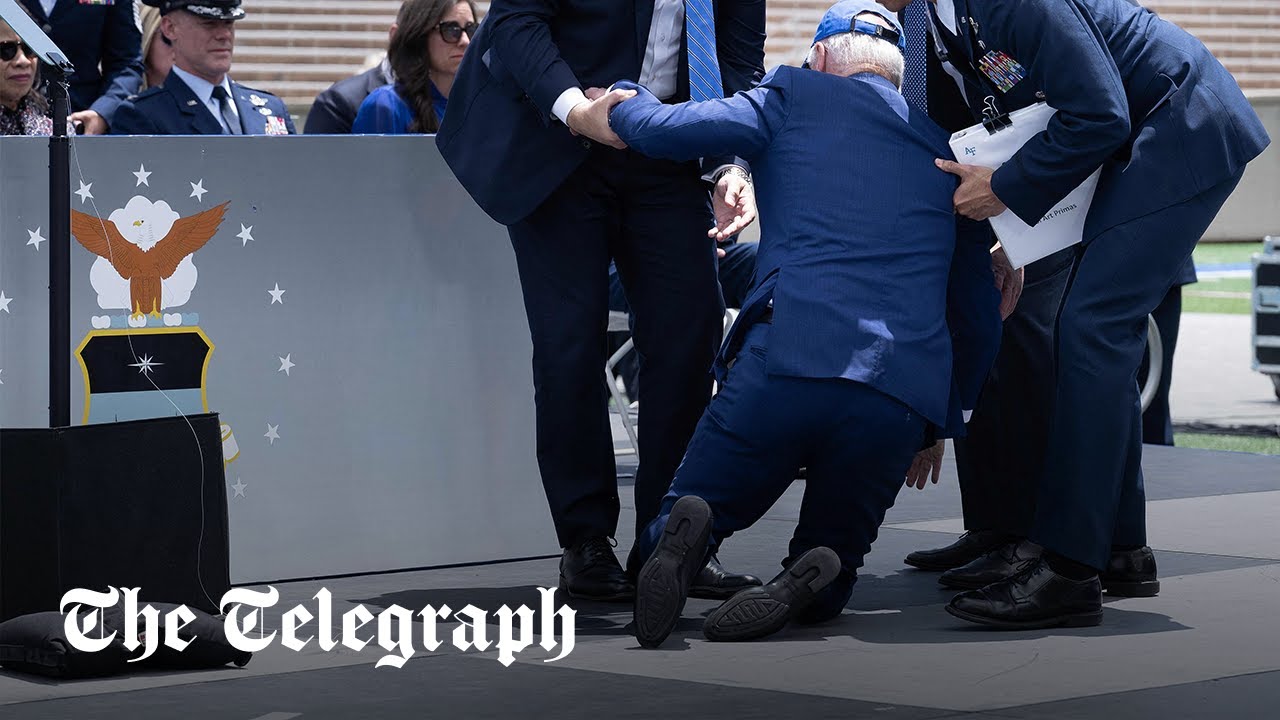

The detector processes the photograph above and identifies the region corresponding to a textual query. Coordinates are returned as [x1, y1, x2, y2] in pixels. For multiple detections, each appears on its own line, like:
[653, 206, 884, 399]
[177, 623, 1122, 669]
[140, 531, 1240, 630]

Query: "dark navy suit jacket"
[304, 64, 392, 134]
[932, 0, 1269, 235]
[20, 0, 143, 126]
[611, 67, 1002, 436]
[435, 0, 766, 225]
[110, 70, 296, 135]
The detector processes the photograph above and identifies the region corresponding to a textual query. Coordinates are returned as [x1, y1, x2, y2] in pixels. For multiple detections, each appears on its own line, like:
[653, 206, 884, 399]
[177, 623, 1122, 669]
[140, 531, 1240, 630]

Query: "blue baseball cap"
[811, 0, 905, 51]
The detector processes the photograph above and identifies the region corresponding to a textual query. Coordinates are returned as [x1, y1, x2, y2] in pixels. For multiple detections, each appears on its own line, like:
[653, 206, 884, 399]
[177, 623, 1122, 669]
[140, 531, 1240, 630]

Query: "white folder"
[948, 102, 1102, 269]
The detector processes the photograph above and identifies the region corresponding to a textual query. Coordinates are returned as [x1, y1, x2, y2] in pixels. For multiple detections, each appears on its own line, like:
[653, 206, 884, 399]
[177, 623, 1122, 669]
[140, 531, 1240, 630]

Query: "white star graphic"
[278, 354, 295, 376]
[268, 283, 285, 304]
[231, 478, 247, 498]
[133, 164, 152, 186]
[190, 179, 207, 201]
[265, 424, 280, 445]
[128, 354, 164, 375]
[0, 291, 12, 313]
[237, 224, 254, 246]
[75, 181, 94, 203]
[27, 228, 46, 251]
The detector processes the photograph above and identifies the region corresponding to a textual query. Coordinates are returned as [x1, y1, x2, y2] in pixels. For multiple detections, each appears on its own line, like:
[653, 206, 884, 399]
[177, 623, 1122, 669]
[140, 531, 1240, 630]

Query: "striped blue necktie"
[901, 0, 929, 114]
[685, 0, 722, 102]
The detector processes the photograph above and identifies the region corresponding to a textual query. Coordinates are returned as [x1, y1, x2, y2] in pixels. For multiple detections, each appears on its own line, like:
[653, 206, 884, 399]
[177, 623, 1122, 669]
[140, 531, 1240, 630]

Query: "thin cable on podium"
[65, 79, 218, 614]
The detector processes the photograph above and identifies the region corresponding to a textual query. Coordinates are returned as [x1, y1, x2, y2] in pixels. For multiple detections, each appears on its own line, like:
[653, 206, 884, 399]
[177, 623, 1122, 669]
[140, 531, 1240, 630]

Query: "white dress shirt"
[39, 0, 57, 17]
[552, 0, 688, 124]
[171, 65, 240, 133]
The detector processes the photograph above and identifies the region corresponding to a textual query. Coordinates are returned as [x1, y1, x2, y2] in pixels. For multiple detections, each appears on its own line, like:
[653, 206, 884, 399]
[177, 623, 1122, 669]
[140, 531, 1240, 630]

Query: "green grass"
[1192, 241, 1264, 267]
[1182, 276, 1255, 315]
[1173, 433, 1280, 455]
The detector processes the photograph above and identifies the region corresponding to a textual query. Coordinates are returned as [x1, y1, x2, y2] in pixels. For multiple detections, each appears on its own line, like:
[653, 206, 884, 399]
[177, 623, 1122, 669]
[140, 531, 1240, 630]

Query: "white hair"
[803, 31, 905, 89]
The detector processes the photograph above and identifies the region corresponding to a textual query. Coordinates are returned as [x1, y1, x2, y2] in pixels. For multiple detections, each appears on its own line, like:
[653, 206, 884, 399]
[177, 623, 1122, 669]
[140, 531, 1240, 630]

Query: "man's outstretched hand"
[710, 170, 757, 243]
[906, 440, 945, 490]
[567, 88, 637, 149]
[936, 159, 1007, 221]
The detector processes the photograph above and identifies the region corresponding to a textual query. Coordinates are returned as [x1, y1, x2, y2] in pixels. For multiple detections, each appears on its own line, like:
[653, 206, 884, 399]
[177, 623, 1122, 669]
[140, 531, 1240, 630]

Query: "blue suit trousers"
[1032, 169, 1245, 569]
[635, 322, 926, 608]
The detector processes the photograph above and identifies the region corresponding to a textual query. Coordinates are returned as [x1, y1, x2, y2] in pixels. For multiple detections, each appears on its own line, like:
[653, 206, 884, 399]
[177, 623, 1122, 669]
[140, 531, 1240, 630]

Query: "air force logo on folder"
[949, 102, 1102, 269]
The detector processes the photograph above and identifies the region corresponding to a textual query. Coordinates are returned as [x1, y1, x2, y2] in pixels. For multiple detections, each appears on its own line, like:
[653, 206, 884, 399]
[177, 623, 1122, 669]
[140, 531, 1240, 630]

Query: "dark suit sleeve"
[938, 215, 1001, 439]
[90, 2, 145, 127]
[486, 0, 581, 122]
[108, 99, 157, 135]
[985, 0, 1130, 225]
[610, 70, 788, 163]
[703, 0, 766, 176]
[305, 88, 352, 134]
[715, 0, 766, 95]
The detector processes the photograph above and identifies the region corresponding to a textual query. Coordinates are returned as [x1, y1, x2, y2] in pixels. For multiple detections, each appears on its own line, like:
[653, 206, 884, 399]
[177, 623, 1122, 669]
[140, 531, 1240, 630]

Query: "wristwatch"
[715, 165, 752, 185]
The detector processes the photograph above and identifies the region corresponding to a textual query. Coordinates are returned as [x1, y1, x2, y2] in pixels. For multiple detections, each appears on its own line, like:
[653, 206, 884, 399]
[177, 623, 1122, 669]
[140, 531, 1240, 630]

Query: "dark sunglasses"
[0, 41, 37, 63]
[437, 21, 478, 44]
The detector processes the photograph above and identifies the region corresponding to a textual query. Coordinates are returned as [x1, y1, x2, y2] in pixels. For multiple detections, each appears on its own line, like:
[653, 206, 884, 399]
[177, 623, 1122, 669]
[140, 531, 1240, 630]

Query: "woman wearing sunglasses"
[0, 19, 51, 136]
[353, 0, 478, 134]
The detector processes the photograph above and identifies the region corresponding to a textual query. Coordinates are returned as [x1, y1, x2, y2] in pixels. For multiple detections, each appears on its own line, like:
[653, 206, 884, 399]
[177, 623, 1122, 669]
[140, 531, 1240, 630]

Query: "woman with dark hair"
[0, 17, 50, 136]
[352, 0, 478, 134]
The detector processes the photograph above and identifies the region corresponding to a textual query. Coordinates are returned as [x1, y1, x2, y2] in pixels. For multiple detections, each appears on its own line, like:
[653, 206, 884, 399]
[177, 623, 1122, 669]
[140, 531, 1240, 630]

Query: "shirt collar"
[934, 0, 959, 34]
[171, 65, 235, 111]
[848, 72, 899, 93]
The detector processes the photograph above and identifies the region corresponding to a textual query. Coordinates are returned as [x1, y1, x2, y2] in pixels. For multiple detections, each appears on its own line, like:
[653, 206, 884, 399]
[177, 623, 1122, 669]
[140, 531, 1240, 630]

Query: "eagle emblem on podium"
[70, 201, 228, 320]
[70, 195, 239, 464]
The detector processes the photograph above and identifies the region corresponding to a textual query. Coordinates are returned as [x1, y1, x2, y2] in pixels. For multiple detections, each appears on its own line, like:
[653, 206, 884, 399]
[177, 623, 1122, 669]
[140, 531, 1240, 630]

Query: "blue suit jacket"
[933, 0, 1269, 234]
[610, 67, 1002, 435]
[352, 85, 415, 134]
[20, 0, 142, 127]
[435, 0, 765, 225]
[110, 71, 296, 136]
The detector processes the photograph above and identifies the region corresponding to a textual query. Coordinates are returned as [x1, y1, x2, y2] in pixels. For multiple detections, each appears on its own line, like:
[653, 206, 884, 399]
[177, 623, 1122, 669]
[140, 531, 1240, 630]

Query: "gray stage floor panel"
[1, 445, 1277, 718]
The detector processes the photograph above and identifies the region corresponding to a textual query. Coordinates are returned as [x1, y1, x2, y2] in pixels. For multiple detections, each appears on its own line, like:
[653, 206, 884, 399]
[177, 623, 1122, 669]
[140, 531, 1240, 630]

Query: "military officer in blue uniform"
[111, 0, 295, 136]
[876, 0, 1270, 629]
[18, 0, 143, 134]
[605, 1, 1004, 646]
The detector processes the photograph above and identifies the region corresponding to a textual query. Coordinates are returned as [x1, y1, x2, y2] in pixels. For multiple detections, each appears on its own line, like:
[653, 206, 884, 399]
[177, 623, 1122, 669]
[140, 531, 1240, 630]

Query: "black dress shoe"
[559, 537, 635, 602]
[633, 496, 714, 648]
[703, 547, 841, 642]
[946, 558, 1103, 630]
[939, 538, 1041, 590]
[1102, 546, 1160, 597]
[904, 530, 1009, 571]
[689, 555, 763, 600]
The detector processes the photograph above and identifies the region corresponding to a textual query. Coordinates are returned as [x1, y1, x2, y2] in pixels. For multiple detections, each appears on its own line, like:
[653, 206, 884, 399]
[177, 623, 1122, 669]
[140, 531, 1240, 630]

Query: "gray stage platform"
[2, 443, 1278, 718]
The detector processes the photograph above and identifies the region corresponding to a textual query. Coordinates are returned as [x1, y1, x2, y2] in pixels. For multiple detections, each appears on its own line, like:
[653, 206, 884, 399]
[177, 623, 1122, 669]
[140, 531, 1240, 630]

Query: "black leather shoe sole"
[633, 497, 713, 648]
[1103, 578, 1160, 597]
[557, 576, 634, 603]
[689, 584, 750, 601]
[703, 547, 840, 642]
[945, 603, 1103, 630]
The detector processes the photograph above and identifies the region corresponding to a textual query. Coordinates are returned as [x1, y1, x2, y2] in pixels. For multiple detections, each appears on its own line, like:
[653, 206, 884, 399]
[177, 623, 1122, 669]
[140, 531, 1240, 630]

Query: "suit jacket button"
[580, 139, 591, 149]
[42, 24, 53, 33]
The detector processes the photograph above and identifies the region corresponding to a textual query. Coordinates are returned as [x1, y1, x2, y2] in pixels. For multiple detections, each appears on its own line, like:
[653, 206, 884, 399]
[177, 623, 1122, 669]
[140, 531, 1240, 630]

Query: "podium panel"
[0, 136, 557, 583]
